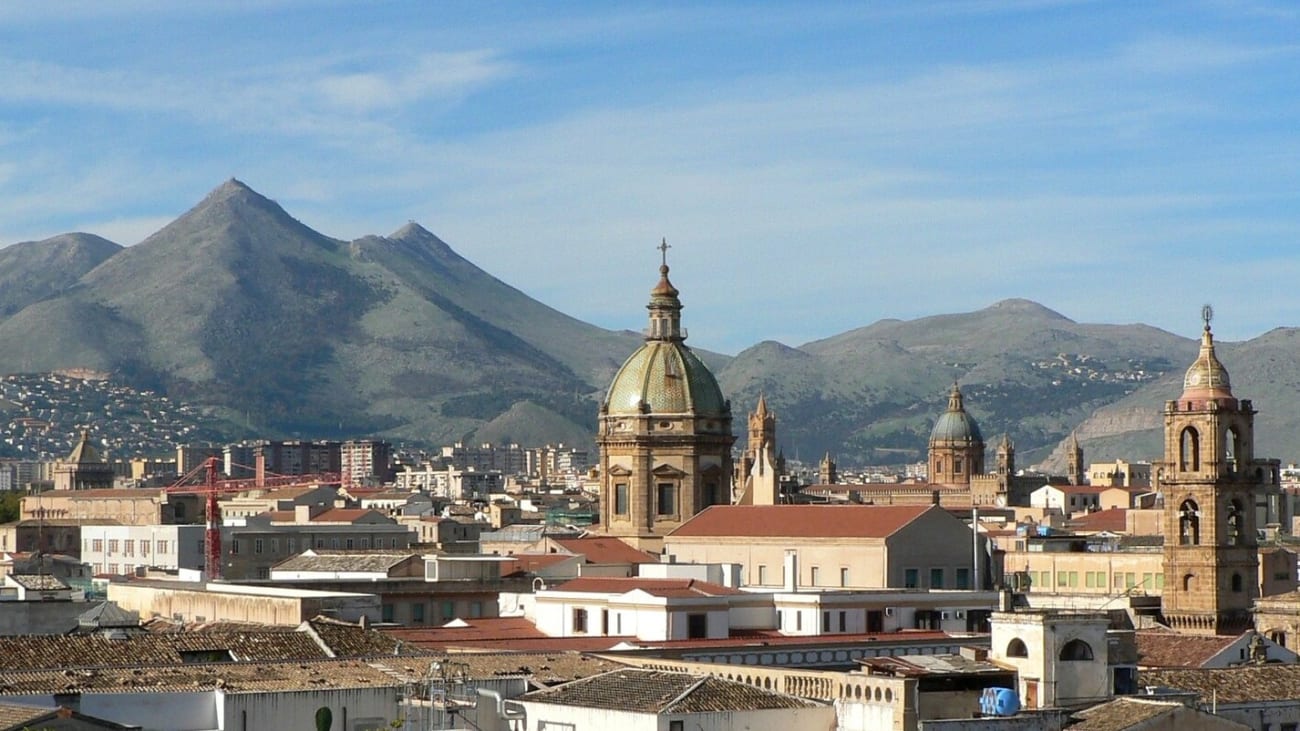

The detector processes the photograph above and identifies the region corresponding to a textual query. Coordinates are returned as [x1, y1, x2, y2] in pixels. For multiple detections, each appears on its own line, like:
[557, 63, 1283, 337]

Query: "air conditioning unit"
[884, 607, 896, 617]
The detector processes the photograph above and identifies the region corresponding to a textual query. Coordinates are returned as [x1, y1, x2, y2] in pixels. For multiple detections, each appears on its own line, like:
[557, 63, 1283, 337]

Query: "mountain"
[0, 233, 121, 318]
[0, 180, 647, 443]
[3, 181, 1298, 469]
[719, 299, 1204, 468]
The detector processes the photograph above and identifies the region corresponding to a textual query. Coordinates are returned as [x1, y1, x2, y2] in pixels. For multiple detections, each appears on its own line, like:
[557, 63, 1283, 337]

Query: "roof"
[1069, 698, 1193, 731]
[0, 631, 329, 671]
[311, 508, 385, 522]
[0, 659, 405, 695]
[1052, 485, 1111, 495]
[860, 653, 1010, 678]
[669, 504, 935, 539]
[1070, 508, 1129, 533]
[929, 384, 983, 444]
[0, 702, 51, 730]
[551, 577, 743, 598]
[77, 602, 141, 630]
[1141, 665, 1300, 703]
[604, 340, 728, 416]
[305, 616, 410, 657]
[273, 551, 417, 573]
[6, 573, 67, 590]
[551, 536, 657, 564]
[519, 668, 821, 713]
[429, 652, 628, 686]
[61, 489, 162, 499]
[502, 553, 578, 576]
[1135, 630, 1243, 668]
[65, 429, 102, 464]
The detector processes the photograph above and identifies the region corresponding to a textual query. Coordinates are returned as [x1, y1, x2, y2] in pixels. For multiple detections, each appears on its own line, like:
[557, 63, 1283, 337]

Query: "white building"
[80, 524, 206, 576]
[988, 610, 1113, 709]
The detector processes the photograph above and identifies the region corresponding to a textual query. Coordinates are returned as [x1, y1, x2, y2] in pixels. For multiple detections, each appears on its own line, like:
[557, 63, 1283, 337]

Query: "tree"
[0, 492, 20, 523]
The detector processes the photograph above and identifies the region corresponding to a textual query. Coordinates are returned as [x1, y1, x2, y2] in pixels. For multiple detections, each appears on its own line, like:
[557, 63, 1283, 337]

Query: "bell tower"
[1067, 433, 1085, 486]
[1160, 306, 1271, 635]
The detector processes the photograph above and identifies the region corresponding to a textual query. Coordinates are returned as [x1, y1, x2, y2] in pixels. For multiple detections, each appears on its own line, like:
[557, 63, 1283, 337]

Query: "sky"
[1, 1, 1298, 355]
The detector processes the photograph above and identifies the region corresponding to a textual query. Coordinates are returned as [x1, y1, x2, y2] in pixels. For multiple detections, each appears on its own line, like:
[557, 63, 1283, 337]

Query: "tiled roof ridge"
[661, 674, 709, 712]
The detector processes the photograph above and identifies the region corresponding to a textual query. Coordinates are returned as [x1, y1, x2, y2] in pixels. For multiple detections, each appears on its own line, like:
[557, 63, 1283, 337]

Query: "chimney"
[783, 550, 798, 592]
[255, 451, 266, 488]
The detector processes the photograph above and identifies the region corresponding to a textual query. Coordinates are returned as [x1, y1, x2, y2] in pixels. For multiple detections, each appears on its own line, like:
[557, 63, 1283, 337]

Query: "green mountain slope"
[0, 233, 122, 318]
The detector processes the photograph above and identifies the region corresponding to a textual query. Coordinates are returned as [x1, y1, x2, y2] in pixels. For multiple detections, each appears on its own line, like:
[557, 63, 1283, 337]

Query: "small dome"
[930, 384, 983, 444]
[604, 341, 728, 416]
[1182, 325, 1232, 398]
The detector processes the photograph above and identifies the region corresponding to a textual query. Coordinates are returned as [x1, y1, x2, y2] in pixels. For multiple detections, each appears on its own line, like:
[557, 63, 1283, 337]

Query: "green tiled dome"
[929, 383, 983, 444]
[605, 341, 728, 416]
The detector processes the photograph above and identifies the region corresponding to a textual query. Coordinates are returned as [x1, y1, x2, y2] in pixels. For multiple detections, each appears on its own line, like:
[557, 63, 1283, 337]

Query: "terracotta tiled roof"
[519, 668, 821, 712]
[0, 702, 57, 730]
[0, 629, 328, 670]
[1141, 665, 1300, 703]
[551, 536, 657, 564]
[305, 617, 413, 657]
[433, 651, 629, 686]
[1069, 508, 1128, 533]
[669, 504, 934, 539]
[1068, 698, 1187, 731]
[1053, 485, 1110, 495]
[551, 577, 743, 597]
[0, 659, 405, 695]
[1135, 630, 1243, 668]
[6, 574, 67, 591]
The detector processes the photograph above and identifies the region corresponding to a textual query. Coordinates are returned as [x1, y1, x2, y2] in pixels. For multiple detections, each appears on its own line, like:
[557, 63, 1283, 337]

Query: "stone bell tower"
[1160, 306, 1277, 635]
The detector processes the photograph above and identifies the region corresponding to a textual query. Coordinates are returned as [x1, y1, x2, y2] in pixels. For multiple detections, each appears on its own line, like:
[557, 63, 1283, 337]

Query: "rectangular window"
[230, 539, 240, 555]
[254, 539, 263, 554]
[955, 568, 970, 589]
[140, 541, 149, 557]
[822, 611, 831, 632]
[1068, 571, 1079, 588]
[124, 539, 134, 556]
[840, 567, 849, 587]
[1086, 572, 1096, 588]
[930, 568, 944, 589]
[382, 604, 394, 623]
[1114, 573, 1124, 588]
[614, 483, 629, 515]
[108, 539, 119, 554]
[412, 603, 425, 623]
[287, 538, 295, 554]
[1142, 572, 1153, 589]
[757, 565, 767, 585]
[572, 608, 588, 633]
[1126, 572, 1137, 588]
[1155, 574, 1165, 589]
[670, 721, 684, 731]
[93, 539, 103, 552]
[796, 612, 803, 631]
[839, 611, 847, 632]
[471, 601, 482, 617]
[108, 563, 118, 574]
[156, 540, 167, 554]
[656, 483, 675, 515]
[330, 538, 340, 549]
[270, 538, 278, 554]
[1058, 572, 1068, 587]
[345, 538, 355, 550]
[810, 566, 820, 586]
[442, 601, 455, 620]
[904, 568, 919, 588]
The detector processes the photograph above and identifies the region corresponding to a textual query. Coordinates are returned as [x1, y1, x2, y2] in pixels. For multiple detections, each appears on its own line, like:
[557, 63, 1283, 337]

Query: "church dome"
[1182, 319, 1232, 400]
[604, 341, 728, 416]
[929, 384, 984, 444]
[602, 244, 728, 417]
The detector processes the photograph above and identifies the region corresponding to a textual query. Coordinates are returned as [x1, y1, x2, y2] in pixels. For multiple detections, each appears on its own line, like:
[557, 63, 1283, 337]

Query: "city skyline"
[2, 1, 1298, 354]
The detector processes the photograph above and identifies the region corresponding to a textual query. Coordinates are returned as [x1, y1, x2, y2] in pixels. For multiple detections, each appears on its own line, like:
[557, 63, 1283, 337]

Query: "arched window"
[1231, 573, 1244, 593]
[1226, 426, 1242, 473]
[1226, 499, 1243, 546]
[1180, 427, 1200, 471]
[1059, 639, 1094, 661]
[1179, 499, 1200, 545]
[1006, 638, 1029, 658]
[1183, 573, 1195, 592]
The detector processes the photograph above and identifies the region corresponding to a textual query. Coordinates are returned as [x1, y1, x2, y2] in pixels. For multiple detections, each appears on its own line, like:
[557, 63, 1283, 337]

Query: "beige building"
[596, 249, 734, 551]
[1089, 459, 1153, 488]
[107, 579, 379, 625]
[22, 488, 204, 526]
[928, 384, 984, 488]
[665, 504, 987, 590]
[52, 430, 115, 491]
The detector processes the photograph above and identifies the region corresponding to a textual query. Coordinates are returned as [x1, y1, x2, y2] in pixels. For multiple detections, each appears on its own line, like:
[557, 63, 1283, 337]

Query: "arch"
[1005, 638, 1029, 658]
[1231, 572, 1244, 593]
[1225, 426, 1242, 473]
[1226, 499, 1244, 546]
[1059, 639, 1094, 661]
[1179, 499, 1200, 545]
[1183, 573, 1195, 592]
[1179, 427, 1200, 471]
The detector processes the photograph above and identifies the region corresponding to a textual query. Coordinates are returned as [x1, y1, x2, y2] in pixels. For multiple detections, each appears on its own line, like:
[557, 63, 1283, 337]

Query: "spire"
[947, 382, 964, 412]
[755, 393, 768, 416]
[1069, 431, 1080, 450]
[1182, 304, 1232, 399]
[646, 239, 684, 342]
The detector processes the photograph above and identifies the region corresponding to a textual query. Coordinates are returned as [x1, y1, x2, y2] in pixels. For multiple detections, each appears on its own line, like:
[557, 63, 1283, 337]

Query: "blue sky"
[1, 1, 1298, 354]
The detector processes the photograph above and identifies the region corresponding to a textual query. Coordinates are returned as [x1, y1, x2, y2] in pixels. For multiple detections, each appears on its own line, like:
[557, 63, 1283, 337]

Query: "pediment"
[651, 464, 688, 478]
[607, 464, 634, 477]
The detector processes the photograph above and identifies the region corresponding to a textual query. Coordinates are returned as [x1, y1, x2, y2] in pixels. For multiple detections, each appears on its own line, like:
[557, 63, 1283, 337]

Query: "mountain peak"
[985, 298, 1073, 322]
[390, 221, 434, 240]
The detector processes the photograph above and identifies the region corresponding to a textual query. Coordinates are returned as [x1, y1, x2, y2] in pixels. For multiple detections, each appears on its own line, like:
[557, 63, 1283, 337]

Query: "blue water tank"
[980, 687, 1020, 716]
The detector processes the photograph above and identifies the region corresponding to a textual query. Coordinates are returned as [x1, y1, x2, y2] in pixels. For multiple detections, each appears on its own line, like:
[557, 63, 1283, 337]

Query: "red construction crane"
[165, 456, 341, 580]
